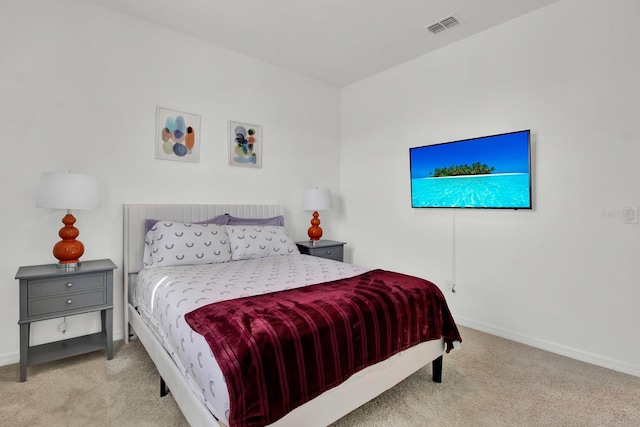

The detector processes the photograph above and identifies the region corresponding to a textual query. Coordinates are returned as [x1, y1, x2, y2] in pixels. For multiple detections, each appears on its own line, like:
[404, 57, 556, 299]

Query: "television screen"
[410, 130, 532, 209]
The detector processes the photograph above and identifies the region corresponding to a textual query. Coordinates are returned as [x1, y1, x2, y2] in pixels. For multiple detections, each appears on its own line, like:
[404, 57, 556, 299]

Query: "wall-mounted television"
[410, 130, 532, 209]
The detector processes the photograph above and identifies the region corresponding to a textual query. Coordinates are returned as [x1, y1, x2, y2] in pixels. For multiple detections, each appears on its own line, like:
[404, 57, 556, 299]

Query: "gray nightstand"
[15, 259, 116, 382]
[296, 240, 345, 262]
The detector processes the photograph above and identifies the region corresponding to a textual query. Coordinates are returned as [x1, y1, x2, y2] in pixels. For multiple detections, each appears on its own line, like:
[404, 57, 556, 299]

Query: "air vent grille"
[427, 22, 447, 34]
[427, 15, 462, 34]
[440, 16, 460, 28]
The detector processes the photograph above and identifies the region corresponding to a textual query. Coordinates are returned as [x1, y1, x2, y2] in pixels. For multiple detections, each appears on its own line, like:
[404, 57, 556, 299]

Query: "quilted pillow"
[226, 225, 299, 261]
[144, 222, 231, 268]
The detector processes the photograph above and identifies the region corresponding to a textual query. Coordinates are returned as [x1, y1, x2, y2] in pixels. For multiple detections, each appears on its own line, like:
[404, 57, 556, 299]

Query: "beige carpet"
[1, 326, 638, 426]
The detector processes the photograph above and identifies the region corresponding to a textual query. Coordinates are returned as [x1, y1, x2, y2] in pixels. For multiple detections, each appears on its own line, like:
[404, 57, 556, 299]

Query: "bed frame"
[123, 203, 445, 427]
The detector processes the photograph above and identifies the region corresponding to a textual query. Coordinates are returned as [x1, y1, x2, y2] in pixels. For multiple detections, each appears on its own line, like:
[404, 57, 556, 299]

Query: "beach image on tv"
[410, 130, 531, 209]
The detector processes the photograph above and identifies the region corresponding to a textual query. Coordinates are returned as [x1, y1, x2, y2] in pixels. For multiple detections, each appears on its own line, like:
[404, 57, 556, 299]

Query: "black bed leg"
[160, 377, 170, 397]
[432, 355, 443, 383]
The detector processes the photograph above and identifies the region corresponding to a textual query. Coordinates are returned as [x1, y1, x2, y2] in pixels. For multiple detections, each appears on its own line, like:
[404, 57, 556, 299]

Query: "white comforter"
[133, 254, 368, 425]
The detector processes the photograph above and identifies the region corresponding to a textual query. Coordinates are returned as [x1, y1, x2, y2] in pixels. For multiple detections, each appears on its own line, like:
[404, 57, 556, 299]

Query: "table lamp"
[303, 188, 333, 241]
[36, 172, 100, 269]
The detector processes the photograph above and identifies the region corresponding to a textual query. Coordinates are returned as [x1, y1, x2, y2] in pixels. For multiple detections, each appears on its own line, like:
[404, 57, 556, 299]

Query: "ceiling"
[85, 0, 561, 87]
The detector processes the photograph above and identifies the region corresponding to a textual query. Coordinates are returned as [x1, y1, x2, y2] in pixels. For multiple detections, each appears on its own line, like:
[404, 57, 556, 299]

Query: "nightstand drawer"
[307, 246, 343, 261]
[28, 273, 106, 298]
[28, 290, 107, 317]
[296, 240, 346, 262]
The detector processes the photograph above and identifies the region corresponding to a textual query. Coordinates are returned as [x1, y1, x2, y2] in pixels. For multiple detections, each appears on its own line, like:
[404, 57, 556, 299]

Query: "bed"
[123, 203, 461, 427]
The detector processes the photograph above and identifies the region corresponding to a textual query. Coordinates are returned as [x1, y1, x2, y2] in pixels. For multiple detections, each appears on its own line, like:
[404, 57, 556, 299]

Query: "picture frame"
[229, 121, 262, 168]
[156, 107, 201, 163]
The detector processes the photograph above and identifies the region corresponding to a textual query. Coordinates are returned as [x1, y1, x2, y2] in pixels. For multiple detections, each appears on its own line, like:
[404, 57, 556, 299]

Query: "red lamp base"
[53, 213, 85, 269]
[307, 211, 323, 241]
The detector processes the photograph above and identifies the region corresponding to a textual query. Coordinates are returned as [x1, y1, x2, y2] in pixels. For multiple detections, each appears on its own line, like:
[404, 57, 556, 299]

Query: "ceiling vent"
[427, 15, 462, 35]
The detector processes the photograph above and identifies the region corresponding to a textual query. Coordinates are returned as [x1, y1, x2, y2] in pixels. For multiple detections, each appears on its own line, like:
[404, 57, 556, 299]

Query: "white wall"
[0, 0, 341, 364]
[340, 0, 640, 376]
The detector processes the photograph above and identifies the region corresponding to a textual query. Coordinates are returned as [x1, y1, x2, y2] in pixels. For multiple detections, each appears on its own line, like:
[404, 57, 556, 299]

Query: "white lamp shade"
[36, 172, 100, 210]
[303, 188, 333, 211]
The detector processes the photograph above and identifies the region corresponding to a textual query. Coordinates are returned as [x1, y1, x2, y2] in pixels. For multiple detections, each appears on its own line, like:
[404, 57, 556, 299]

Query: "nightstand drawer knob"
[66, 282, 73, 288]
[66, 299, 73, 305]
[325, 250, 332, 254]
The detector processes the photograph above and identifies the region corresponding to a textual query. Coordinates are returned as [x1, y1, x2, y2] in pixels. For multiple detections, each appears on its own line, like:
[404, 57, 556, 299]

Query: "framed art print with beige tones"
[156, 107, 201, 163]
[229, 120, 262, 168]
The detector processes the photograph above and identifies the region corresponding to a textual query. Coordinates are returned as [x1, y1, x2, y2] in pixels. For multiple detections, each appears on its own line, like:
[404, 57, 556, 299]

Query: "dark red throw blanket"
[184, 269, 461, 427]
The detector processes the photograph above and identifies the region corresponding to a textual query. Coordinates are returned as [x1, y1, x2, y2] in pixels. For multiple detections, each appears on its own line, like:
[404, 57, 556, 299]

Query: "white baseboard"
[456, 316, 640, 378]
[0, 351, 19, 367]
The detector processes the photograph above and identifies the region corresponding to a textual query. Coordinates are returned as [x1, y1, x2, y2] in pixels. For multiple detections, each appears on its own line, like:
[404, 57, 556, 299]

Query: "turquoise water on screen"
[411, 173, 530, 208]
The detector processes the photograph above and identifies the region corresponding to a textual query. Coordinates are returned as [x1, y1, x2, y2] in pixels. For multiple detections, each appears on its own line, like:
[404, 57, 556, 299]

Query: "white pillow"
[143, 230, 156, 268]
[144, 222, 231, 268]
[226, 225, 299, 261]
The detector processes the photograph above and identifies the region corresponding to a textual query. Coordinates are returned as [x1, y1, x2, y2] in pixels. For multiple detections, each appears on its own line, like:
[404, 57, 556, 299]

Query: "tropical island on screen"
[430, 162, 496, 177]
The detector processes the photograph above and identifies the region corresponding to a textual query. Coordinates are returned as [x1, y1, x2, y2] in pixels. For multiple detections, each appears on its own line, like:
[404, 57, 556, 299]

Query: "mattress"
[132, 254, 369, 424]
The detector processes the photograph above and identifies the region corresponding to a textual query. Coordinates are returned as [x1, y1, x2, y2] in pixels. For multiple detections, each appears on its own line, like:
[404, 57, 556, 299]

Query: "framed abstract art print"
[229, 121, 262, 168]
[156, 107, 201, 163]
